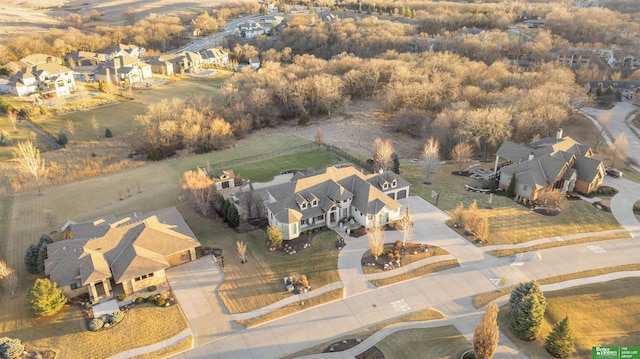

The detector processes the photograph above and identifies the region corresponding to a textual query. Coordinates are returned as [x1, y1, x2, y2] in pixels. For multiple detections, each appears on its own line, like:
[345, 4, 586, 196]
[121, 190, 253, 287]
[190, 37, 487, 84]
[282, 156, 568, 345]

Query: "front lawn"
[402, 162, 622, 245]
[498, 277, 640, 358]
[0, 302, 188, 359]
[376, 325, 471, 359]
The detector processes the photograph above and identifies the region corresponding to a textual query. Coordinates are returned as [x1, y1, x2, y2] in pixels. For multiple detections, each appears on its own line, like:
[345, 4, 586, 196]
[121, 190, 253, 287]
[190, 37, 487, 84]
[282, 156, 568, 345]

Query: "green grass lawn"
[498, 278, 640, 358]
[232, 150, 341, 182]
[402, 162, 622, 244]
[0, 116, 53, 161]
[281, 309, 448, 359]
[376, 325, 471, 359]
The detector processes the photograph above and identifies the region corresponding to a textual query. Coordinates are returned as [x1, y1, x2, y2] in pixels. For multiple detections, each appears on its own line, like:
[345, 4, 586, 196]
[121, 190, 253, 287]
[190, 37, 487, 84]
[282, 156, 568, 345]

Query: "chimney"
[556, 128, 563, 139]
[528, 152, 534, 161]
[46, 56, 52, 63]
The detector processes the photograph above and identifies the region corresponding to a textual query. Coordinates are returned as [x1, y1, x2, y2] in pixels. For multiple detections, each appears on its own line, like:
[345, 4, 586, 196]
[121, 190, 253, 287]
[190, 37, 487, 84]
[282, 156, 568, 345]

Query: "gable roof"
[264, 166, 406, 224]
[500, 154, 569, 190]
[45, 207, 199, 287]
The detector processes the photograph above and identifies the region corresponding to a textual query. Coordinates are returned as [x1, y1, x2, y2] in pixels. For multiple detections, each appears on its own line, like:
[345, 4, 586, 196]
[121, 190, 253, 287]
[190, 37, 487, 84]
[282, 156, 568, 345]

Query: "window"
[312, 199, 318, 207]
[382, 183, 389, 190]
[391, 179, 397, 188]
[134, 273, 155, 282]
[301, 202, 307, 210]
[523, 185, 528, 191]
[70, 282, 80, 290]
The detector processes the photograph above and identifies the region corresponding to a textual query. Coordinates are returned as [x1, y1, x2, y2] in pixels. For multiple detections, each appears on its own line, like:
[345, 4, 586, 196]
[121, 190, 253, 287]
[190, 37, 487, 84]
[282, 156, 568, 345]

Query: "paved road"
[169, 185, 640, 359]
[580, 100, 640, 167]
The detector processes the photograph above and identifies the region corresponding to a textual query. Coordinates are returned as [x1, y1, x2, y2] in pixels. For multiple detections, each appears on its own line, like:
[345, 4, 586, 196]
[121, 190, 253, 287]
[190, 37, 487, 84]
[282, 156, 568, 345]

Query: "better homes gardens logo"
[593, 346, 640, 359]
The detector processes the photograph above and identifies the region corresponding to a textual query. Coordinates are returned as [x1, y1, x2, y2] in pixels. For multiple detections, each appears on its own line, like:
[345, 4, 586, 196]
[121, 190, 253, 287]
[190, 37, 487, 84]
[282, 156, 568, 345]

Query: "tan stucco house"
[261, 166, 410, 240]
[45, 207, 200, 302]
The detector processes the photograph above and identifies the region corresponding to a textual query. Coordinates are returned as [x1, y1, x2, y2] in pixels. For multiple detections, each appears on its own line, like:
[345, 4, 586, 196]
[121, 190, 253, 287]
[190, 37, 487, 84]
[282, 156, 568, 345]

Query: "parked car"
[606, 167, 623, 178]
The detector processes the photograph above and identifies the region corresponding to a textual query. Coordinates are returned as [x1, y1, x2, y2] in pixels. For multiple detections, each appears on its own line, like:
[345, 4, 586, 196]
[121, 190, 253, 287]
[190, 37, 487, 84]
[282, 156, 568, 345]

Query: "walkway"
[108, 329, 192, 359]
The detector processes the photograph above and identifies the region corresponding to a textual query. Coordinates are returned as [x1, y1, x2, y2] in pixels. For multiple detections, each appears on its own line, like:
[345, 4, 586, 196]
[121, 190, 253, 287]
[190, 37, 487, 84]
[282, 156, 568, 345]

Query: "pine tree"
[392, 152, 400, 174]
[24, 244, 40, 273]
[509, 281, 547, 340]
[57, 130, 68, 145]
[227, 202, 240, 229]
[27, 278, 67, 316]
[546, 316, 575, 358]
[507, 173, 517, 198]
[105, 128, 113, 138]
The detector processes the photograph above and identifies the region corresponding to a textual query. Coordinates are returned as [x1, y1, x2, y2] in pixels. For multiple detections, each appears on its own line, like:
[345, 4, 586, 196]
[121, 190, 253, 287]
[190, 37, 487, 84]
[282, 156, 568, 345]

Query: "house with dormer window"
[258, 166, 410, 240]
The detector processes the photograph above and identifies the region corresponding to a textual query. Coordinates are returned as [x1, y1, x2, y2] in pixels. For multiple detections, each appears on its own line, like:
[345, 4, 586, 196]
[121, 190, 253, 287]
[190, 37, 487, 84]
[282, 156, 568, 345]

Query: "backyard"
[498, 277, 640, 358]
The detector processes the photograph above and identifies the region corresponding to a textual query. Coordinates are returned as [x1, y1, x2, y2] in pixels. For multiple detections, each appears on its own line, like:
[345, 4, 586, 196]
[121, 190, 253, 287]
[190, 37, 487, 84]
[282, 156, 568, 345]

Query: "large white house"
[259, 166, 410, 240]
[8, 62, 76, 98]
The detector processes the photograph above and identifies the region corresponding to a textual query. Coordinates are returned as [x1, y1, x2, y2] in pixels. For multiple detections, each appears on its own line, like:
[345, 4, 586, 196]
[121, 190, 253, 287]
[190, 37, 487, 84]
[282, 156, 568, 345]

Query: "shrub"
[99, 313, 113, 324]
[105, 128, 113, 138]
[147, 285, 157, 292]
[134, 296, 145, 304]
[89, 318, 104, 332]
[156, 297, 166, 306]
[545, 316, 575, 358]
[0, 337, 25, 359]
[147, 147, 164, 161]
[116, 294, 126, 301]
[112, 310, 125, 324]
[509, 281, 547, 340]
[0, 130, 12, 146]
[146, 295, 156, 303]
[57, 130, 68, 145]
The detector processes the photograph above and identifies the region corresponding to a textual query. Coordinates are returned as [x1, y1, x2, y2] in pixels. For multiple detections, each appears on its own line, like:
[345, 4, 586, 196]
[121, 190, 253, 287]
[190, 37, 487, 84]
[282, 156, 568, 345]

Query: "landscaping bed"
[361, 242, 439, 274]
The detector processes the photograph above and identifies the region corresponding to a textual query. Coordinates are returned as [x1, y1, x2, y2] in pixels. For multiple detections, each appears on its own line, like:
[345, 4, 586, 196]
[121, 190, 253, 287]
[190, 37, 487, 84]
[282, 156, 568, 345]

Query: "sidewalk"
[481, 228, 631, 252]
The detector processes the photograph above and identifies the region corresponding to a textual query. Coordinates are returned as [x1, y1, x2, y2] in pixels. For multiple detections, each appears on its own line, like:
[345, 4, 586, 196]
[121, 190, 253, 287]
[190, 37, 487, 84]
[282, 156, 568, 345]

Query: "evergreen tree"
[392, 152, 400, 174]
[546, 316, 575, 358]
[226, 202, 240, 229]
[27, 278, 67, 316]
[506, 173, 517, 198]
[24, 244, 40, 273]
[105, 128, 113, 138]
[36, 243, 48, 273]
[509, 281, 547, 340]
[57, 130, 68, 145]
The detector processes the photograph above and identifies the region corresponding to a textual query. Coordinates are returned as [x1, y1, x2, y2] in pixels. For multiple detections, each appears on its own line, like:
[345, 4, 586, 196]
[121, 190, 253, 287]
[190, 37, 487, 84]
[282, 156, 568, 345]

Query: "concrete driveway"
[166, 257, 241, 347]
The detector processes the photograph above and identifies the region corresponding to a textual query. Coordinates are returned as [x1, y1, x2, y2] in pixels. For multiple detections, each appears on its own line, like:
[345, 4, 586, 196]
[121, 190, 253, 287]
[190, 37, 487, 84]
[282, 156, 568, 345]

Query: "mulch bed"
[361, 242, 428, 269]
[323, 339, 385, 359]
[24, 350, 57, 359]
[533, 207, 561, 216]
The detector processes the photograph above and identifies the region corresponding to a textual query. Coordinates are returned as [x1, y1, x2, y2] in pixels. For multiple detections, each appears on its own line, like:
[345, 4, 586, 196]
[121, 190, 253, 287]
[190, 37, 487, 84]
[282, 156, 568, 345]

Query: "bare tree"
[395, 205, 412, 246]
[421, 137, 440, 183]
[610, 133, 629, 167]
[0, 259, 18, 298]
[372, 138, 395, 172]
[91, 115, 100, 139]
[366, 217, 385, 261]
[593, 113, 611, 153]
[451, 142, 474, 174]
[315, 127, 324, 145]
[236, 240, 247, 264]
[124, 7, 137, 25]
[13, 140, 46, 195]
[473, 302, 500, 359]
[535, 189, 567, 210]
[7, 109, 18, 133]
[65, 119, 75, 141]
[475, 216, 489, 243]
[181, 168, 215, 216]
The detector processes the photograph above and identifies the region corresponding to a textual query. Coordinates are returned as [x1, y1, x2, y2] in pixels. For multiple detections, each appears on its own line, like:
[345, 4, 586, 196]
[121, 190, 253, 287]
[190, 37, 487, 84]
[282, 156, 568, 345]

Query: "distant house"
[494, 129, 605, 202]
[64, 51, 108, 67]
[147, 51, 203, 75]
[103, 44, 144, 59]
[260, 15, 283, 25]
[94, 55, 152, 86]
[211, 169, 236, 190]
[258, 166, 410, 240]
[45, 207, 200, 302]
[249, 57, 261, 69]
[238, 21, 265, 39]
[198, 47, 229, 67]
[585, 80, 640, 100]
[7, 62, 76, 97]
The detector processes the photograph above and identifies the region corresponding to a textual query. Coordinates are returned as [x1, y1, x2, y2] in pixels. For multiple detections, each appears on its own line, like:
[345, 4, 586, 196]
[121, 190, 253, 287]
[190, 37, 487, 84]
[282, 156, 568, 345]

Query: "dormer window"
[391, 179, 397, 188]
[382, 182, 389, 190]
[312, 199, 318, 207]
[301, 202, 307, 210]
